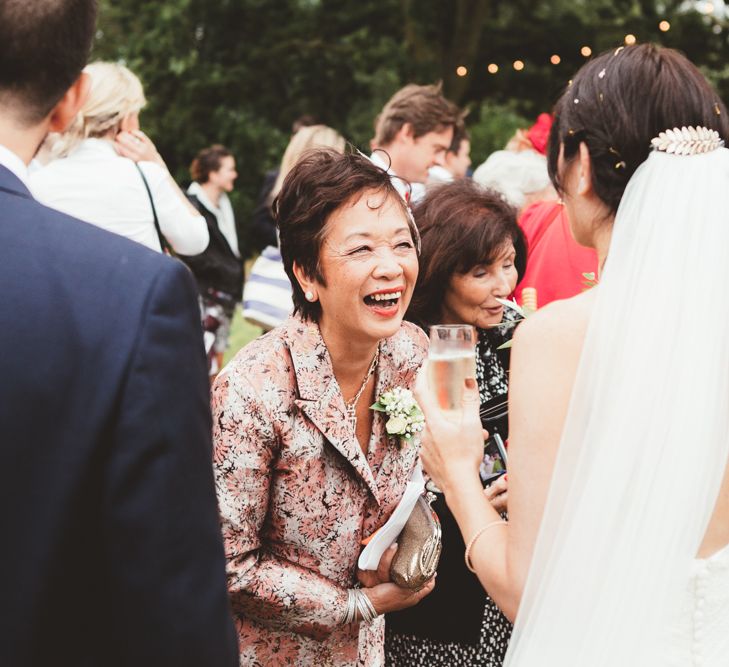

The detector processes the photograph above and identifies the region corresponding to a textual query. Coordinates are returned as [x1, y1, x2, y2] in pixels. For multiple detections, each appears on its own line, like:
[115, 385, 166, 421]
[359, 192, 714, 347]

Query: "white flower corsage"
[371, 387, 425, 443]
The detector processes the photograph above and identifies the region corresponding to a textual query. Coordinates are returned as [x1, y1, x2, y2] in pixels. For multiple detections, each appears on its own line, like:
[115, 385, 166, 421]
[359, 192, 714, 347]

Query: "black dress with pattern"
[384, 310, 520, 666]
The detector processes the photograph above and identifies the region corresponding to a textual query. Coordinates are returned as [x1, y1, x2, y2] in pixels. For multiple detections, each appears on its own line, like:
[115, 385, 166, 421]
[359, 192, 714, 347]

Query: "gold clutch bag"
[389, 492, 442, 589]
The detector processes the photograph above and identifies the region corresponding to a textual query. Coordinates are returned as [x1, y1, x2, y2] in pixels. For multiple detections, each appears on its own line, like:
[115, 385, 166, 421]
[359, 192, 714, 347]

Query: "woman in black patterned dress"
[385, 179, 526, 666]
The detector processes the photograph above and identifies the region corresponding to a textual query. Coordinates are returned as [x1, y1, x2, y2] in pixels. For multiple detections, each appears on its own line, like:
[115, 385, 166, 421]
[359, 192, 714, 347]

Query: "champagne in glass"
[427, 325, 477, 421]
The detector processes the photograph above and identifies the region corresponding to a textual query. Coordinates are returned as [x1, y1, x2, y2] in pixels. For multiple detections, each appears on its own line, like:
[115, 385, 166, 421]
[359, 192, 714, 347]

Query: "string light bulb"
[487, 63, 499, 74]
[581, 46, 592, 57]
[624, 34, 636, 45]
[456, 66, 468, 77]
[513, 60, 525, 71]
[550, 54, 561, 65]
[659, 20, 671, 31]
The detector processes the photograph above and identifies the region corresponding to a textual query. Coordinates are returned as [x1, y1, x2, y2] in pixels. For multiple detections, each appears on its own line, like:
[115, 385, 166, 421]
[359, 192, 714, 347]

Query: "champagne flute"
[427, 324, 477, 421]
[425, 325, 476, 494]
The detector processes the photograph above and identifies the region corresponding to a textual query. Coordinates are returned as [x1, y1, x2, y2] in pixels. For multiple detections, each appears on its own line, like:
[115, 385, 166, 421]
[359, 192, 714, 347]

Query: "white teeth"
[370, 291, 402, 301]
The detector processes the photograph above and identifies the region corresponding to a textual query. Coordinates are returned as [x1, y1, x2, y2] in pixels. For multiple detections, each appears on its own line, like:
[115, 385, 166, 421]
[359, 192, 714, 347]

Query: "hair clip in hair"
[614, 46, 624, 56]
[568, 79, 573, 87]
[715, 103, 722, 116]
[574, 98, 580, 104]
[609, 146, 627, 170]
[599, 93, 604, 102]
[651, 126, 723, 155]
[598, 68, 606, 79]
[567, 128, 576, 136]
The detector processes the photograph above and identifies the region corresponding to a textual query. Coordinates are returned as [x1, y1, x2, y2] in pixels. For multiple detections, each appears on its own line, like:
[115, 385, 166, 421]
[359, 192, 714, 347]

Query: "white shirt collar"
[428, 164, 454, 183]
[0, 143, 30, 188]
[187, 181, 240, 257]
[73, 137, 119, 157]
[187, 181, 220, 215]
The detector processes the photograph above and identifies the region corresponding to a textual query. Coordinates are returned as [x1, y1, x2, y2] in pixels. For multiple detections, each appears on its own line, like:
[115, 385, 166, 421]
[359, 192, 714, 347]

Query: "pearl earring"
[305, 291, 315, 302]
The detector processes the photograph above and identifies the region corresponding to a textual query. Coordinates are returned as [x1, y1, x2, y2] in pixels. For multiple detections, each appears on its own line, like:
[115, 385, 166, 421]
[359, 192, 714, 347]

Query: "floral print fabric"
[475, 307, 520, 404]
[212, 315, 427, 666]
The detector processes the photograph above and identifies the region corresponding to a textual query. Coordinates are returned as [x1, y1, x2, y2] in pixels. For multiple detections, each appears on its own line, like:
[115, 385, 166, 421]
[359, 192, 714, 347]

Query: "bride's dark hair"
[547, 43, 729, 216]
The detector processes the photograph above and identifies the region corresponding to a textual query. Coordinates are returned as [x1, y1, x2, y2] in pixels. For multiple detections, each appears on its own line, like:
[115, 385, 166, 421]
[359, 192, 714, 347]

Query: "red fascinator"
[526, 113, 553, 155]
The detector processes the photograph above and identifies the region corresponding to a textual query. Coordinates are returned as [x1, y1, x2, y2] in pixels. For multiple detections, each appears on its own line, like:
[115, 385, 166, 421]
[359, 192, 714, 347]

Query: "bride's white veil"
[504, 140, 729, 665]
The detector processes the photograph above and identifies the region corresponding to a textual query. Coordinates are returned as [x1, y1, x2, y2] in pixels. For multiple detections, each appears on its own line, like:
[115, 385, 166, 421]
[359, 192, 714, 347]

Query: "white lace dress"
[663, 544, 729, 666]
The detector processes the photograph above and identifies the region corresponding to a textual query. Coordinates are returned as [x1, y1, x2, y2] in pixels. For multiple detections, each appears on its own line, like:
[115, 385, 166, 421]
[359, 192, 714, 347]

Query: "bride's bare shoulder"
[512, 289, 595, 359]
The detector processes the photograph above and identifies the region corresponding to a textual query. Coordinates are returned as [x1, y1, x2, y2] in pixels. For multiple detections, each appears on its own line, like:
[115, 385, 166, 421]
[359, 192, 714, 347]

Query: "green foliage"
[467, 102, 531, 167]
[92, 0, 729, 259]
[223, 308, 262, 364]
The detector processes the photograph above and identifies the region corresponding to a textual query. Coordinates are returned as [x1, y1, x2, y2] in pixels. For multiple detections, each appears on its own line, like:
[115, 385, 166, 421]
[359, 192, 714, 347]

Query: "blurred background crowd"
[77, 0, 729, 361]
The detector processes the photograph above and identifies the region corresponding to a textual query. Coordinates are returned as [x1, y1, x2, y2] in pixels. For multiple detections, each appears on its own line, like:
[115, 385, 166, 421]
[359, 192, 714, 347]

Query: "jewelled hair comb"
[651, 126, 723, 155]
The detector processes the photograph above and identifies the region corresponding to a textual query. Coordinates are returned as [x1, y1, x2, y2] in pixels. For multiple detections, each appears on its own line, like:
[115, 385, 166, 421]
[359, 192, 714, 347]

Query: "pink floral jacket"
[212, 316, 427, 666]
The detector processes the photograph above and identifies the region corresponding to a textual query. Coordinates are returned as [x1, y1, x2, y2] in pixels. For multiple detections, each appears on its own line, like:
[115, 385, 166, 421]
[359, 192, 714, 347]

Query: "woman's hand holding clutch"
[356, 543, 435, 615]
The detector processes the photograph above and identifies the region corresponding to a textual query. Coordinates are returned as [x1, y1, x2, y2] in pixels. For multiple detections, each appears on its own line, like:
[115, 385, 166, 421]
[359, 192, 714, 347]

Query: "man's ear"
[577, 142, 593, 196]
[395, 122, 415, 146]
[48, 72, 90, 133]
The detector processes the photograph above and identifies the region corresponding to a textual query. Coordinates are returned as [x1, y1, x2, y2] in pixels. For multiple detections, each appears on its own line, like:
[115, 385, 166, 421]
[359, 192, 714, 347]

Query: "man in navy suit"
[0, 2, 238, 665]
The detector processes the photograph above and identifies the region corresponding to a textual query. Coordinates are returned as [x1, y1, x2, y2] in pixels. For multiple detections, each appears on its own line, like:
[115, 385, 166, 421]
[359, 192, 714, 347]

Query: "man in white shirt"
[370, 83, 463, 200]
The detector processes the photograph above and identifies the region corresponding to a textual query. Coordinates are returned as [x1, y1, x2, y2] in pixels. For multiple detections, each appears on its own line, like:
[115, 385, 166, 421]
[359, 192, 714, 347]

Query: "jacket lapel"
[370, 328, 423, 489]
[285, 317, 380, 500]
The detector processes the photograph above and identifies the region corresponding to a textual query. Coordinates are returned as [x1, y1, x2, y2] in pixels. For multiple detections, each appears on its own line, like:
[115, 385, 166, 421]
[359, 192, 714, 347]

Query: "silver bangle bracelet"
[340, 588, 380, 625]
[354, 589, 379, 624]
[363, 590, 379, 622]
[340, 588, 359, 625]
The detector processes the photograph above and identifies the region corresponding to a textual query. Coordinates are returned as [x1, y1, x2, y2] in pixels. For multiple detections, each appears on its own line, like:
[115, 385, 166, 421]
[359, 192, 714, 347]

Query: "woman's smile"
[363, 286, 406, 317]
[314, 191, 419, 344]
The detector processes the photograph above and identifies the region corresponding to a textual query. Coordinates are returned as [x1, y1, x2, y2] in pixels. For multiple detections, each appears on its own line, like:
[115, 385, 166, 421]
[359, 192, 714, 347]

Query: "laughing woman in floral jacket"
[212, 150, 434, 666]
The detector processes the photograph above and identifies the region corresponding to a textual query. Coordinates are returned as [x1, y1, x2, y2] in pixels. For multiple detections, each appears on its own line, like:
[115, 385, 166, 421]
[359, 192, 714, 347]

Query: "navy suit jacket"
[0, 165, 238, 666]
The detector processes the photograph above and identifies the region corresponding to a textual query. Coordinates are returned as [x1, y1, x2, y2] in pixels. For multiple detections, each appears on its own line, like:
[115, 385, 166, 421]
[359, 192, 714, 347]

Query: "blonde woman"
[250, 125, 346, 249]
[245, 125, 347, 329]
[31, 61, 208, 255]
[270, 124, 346, 201]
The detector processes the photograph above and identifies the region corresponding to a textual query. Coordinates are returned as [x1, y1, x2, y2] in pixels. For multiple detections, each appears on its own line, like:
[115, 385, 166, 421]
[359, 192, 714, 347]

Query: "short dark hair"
[190, 145, 234, 183]
[0, 0, 97, 125]
[374, 83, 463, 147]
[407, 180, 526, 325]
[548, 43, 729, 217]
[448, 122, 470, 155]
[275, 149, 415, 322]
[292, 114, 317, 134]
